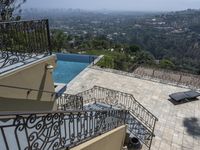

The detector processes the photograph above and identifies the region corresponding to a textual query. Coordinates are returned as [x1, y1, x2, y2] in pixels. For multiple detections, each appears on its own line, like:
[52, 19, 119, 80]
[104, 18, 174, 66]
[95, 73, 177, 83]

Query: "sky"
[23, 0, 200, 11]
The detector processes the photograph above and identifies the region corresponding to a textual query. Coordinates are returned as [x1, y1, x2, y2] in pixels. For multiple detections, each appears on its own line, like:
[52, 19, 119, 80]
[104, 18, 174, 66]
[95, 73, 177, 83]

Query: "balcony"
[0, 109, 127, 150]
[0, 19, 158, 150]
[0, 19, 52, 74]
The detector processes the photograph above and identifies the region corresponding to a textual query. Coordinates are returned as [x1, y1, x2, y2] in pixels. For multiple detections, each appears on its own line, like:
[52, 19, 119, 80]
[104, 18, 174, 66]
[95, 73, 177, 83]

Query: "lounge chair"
[169, 90, 200, 102]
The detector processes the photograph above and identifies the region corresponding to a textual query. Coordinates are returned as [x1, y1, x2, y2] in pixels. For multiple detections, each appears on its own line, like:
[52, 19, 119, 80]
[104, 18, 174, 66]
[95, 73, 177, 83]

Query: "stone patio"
[66, 67, 200, 150]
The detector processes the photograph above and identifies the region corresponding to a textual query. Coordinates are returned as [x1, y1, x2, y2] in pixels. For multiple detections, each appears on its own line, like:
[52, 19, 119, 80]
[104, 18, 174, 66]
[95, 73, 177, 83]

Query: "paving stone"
[171, 143, 181, 150]
[159, 141, 171, 150]
[66, 68, 200, 150]
[182, 134, 194, 149]
[193, 145, 200, 150]
[172, 131, 183, 146]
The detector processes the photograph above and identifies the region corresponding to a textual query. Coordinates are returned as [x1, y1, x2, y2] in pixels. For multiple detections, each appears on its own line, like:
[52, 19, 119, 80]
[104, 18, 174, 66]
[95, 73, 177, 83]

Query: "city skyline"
[23, 0, 200, 11]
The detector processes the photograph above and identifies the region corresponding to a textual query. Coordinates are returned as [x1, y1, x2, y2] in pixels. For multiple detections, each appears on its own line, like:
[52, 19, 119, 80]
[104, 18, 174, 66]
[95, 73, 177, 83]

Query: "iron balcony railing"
[0, 84, 83, 110]
[77, 86, 158, 150]
[0, 109, 127, 150]
[134, 66, 200, 89]
[77, 86, 158, 130]
[84, 102, 154, 149]
[0, 19, 52, 73]
[126, 112, 154, 148]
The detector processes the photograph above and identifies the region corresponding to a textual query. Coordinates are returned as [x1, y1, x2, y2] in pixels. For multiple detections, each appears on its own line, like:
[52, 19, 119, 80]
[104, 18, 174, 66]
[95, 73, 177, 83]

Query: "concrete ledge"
[0, 55, 56, 111]
[71, 125, 127, 150]
[0, 98, 55, 111]
[0, 55, 56, 78]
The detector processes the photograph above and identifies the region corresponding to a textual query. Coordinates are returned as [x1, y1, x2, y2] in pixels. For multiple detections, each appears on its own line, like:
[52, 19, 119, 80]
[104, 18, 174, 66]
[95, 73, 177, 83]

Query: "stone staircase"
[77, 86, 158, 150]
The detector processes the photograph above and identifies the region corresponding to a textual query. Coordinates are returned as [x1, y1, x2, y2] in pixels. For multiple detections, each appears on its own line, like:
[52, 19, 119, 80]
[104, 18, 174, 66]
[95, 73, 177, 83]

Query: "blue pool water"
[53, 60, 89, 84]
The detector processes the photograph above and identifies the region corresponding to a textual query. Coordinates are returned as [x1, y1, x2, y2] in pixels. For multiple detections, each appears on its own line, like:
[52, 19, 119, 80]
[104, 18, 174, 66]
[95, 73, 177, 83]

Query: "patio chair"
[169, 90, 200, 102]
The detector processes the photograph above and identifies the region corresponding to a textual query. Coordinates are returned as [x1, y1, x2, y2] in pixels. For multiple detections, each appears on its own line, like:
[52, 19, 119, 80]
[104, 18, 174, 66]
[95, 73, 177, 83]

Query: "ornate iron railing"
[84, 102, 154, 149]
[0, 84, 83, 110]
[126, 112, 154, 149]
[56, 94, 83, 110]
[0, 109, 127, 150]
[77, 86, 158, 149]
[0, 19, 52, 73]
[77, 86, 158, 130]
[134, 66, 200, 89]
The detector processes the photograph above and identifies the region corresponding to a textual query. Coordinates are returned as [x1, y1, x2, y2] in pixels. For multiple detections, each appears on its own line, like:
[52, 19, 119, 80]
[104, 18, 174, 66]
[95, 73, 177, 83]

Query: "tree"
[97, 56, 114, 68]
[129, 45, 140, 53]
[0, 0, 26, 21]
[124, 45, 141, 55]
[197, 69, 200, 75]
[51, 29, 68, 52]
[136, 51, 155, 65]
[159, 59, 176, 69]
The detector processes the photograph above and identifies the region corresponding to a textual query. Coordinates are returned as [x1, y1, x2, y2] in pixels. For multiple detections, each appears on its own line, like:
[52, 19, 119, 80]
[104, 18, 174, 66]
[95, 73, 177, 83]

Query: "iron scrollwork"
[77, 86, 158, 150]
[0, 19, 52, 73]
[0, 109, 127, 150]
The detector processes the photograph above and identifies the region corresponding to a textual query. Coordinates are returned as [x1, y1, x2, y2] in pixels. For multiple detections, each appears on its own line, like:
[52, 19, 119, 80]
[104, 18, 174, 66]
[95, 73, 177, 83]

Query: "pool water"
[53, 60, 89, 84]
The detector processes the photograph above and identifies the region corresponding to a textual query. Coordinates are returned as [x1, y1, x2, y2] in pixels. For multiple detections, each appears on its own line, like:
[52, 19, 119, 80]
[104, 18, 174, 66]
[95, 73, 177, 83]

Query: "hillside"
[22, 9, 200, 74]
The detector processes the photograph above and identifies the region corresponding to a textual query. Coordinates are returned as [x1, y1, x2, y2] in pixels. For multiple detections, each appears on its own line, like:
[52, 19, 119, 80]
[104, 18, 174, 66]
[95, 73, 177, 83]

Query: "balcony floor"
[66, 67, 200, 150]
[0, 53, 50, 74]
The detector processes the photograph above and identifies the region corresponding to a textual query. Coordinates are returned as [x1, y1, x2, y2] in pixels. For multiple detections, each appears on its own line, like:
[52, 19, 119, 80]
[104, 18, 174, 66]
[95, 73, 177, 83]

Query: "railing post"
[178, 74, 182, 85]
[81, 97, 84, 110]
[124, 110, 128, 124]
[45, 19, 52, 55]
[93, 56, 95, 65]
[148, 117, 157, 150]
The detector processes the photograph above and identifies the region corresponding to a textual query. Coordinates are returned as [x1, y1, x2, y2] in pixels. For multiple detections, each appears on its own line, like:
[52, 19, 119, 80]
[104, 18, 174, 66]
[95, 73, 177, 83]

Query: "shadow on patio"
[183, 117, 200, 137]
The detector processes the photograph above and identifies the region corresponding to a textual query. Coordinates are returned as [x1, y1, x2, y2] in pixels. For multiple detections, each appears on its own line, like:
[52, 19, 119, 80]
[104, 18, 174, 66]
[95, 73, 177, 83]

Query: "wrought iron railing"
[77, 86, 158, 130]
[126, 112, 154, 149]
[0, 84, 83, 110]
[77, 86, 158, 149]
[0, 19, 52, 73]
[84, 102, 154, 149]
[134, 66, 200, 89]
[56, 93, 83, 110]
[0, 109, 127, 150]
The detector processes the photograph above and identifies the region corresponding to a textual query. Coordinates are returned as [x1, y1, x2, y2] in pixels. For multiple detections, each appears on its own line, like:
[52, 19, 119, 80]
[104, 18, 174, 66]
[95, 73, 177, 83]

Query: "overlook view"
[20, 8, 200, 74]
[21, 0, 200, 74]
[0, 0, 200, 150]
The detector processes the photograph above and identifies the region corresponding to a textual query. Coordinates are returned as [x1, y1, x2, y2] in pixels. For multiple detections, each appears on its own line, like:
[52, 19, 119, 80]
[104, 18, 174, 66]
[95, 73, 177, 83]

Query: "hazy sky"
[23, 0, 200, 11]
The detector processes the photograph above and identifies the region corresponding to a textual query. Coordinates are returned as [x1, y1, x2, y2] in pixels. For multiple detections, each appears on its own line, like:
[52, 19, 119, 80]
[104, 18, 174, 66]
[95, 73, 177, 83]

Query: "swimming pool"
[53, 60, 89, 83]
[53, 53, 97, 84]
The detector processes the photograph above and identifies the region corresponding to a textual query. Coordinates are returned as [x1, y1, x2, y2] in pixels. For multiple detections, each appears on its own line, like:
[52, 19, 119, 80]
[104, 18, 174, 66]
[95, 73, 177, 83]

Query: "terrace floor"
[66, 67, 200, 150]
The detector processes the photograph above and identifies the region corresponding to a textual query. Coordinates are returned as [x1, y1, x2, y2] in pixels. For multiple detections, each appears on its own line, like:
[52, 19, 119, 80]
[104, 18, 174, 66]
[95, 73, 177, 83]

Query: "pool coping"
[54, 83, 67, 95]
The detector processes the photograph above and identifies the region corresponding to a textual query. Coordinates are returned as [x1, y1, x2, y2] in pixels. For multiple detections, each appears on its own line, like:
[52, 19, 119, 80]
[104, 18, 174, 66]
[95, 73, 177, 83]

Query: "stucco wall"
[0, 55, 57, 112]
[71, 125, 127, 150]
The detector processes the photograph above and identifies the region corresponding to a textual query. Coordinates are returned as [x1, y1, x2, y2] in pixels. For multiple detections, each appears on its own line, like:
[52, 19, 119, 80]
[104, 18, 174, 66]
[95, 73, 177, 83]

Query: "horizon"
[22, 0, 200, 12]
[23, 7, 199, 13]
